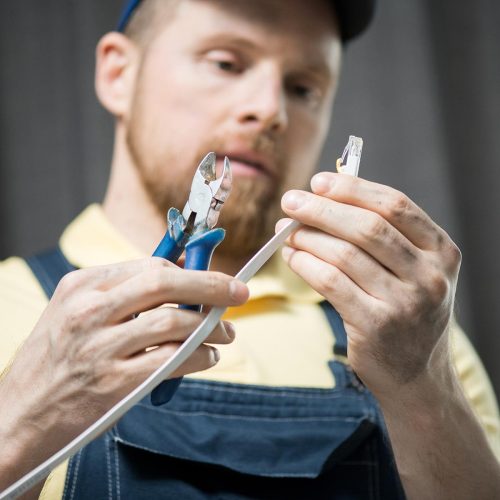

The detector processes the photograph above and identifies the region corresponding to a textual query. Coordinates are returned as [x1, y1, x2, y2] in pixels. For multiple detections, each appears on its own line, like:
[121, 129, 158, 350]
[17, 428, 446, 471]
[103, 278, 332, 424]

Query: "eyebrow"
[194, 33, 261, 52]
[298, 59, 335, 81]
[195, 33, 336, 80]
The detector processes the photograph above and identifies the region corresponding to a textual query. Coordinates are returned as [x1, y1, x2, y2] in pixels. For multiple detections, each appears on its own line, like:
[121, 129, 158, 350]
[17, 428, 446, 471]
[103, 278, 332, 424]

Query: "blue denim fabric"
[27, 249, 405, 499]
[61, 369, 404, 498]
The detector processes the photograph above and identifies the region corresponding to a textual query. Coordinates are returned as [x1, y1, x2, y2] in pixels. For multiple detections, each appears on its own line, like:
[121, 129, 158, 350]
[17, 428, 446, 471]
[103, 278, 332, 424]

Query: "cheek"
[284, 112, 328, 187]
[138, 58, 208, 136]
[156, 58, 226, 124]
[134, 84, 210, 163]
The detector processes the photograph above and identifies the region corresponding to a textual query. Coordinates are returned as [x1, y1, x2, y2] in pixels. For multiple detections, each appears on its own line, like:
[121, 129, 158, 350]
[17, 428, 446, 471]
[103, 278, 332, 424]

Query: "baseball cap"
[117, 0, 375, 42]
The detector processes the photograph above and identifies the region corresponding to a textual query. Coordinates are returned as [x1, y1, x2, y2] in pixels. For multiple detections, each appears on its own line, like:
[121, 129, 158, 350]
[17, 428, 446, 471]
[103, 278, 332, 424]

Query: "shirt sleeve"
[0, 257, 67, 499]
[450, 317, 500, 460]
[0, 257, 48, 376]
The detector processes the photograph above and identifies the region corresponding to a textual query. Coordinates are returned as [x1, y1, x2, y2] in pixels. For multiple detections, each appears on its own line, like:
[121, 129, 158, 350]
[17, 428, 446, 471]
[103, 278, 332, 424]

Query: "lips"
[220, 154, 276, 181]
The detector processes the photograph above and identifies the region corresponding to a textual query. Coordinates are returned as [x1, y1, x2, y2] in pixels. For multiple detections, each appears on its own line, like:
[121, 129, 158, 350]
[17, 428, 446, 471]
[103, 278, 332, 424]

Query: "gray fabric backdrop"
[1, 1, 499, 396]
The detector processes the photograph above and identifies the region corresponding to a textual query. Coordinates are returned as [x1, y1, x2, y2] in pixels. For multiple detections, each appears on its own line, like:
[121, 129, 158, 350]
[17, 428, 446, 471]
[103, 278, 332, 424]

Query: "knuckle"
[316, 266, 340, 295]
[208, 272, 229, 294]
[65, 295, 103, 332]
[445, 240, 462, 268]
[385, 191, 410, 220]
[148, 256, 174, 270]
[57, 270, 86, 297]
[425, 271, 450, 303]
[145, 269, 172, 295]
[154, 308, 179, 333]
[335, 241, 359, 267]
[315, 197, 334, 222]
[80, 296, 104, 318]
[359, 213, 387, 242]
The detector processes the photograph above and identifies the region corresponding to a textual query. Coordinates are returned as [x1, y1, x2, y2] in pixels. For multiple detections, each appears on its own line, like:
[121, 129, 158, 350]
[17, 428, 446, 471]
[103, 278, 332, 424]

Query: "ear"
[95, 32, 140, 118]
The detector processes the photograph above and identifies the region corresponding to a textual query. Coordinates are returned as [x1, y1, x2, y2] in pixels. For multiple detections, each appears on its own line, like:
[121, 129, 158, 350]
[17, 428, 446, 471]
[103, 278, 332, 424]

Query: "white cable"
[2, 135, 363, 499]
[0, 220, 299, 500]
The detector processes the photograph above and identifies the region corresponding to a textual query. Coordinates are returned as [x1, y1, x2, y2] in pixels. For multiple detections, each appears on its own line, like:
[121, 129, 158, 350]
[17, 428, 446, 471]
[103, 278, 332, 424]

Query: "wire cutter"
[149, 152, 232, 405]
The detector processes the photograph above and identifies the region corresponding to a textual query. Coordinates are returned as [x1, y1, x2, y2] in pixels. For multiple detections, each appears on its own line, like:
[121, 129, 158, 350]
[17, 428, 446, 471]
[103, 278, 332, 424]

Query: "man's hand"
[0, 257, 248, 491]
[278, 172, 460, 396]
[278, 172, 500, 499]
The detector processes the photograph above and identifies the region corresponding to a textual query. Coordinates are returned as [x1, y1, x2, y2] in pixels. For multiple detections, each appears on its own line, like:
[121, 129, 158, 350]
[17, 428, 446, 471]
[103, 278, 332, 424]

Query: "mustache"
[251, 133, 279, 156]
[207, 132, 286, 180]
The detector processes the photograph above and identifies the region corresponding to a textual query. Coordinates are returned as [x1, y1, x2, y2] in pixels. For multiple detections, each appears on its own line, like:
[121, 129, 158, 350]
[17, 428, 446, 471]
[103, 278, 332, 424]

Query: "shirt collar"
[60, 204, 322, 304]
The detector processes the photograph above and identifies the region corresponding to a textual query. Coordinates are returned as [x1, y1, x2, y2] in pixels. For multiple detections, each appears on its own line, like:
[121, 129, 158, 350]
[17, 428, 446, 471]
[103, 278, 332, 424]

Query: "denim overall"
[27, 249, 405, 499]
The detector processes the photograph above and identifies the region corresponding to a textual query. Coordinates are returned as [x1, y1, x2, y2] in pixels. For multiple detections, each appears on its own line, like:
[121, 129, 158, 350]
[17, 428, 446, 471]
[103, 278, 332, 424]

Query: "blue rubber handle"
[180, 228, 226, 311]
[152, 208, 186, 261]
[147, 209, 186, 406]
[149, 377, 183, 406]
[152, 233, 184, 262]
[151, 227, 226, 406]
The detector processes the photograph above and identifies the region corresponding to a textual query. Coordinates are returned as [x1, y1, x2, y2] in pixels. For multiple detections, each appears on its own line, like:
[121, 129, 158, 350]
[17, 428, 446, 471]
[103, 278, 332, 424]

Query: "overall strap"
[319, 301, 348, 357]
[25, 247, 76, 299]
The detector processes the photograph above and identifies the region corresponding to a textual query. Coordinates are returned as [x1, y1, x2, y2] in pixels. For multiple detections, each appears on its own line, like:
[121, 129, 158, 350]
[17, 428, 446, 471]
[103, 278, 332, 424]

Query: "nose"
[235, 64, 288, 135]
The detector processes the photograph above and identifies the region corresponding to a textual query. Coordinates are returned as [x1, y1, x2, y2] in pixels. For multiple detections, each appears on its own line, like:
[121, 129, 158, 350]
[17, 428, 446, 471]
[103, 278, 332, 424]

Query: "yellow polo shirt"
[0, 204, 499, 499]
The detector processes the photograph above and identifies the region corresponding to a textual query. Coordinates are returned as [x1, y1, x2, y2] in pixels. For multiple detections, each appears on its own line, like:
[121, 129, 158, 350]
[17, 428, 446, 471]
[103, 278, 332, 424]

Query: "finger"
[110, 307, 235, 357]
[310, 172, 448, 251]
[284, 224, 401, 300]
[282, 191, 423, 281]
[55, 257, 178, 297]
[122, 342, 220, 385]
[282, 246, 377, 330]
[106, 268, 248, 321]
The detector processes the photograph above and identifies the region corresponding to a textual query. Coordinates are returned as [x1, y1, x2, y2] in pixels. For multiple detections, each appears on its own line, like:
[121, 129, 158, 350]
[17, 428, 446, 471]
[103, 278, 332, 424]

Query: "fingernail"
[282, 191, 305, 210]
[229, 280, 248, 302]
[223, 321, 236, 339]
[311, 174, 331, 194]
[212, 348, 220, 363]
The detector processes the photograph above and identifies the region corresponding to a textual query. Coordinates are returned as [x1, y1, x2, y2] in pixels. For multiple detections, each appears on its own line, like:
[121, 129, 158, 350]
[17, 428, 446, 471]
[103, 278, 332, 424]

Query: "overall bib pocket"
[113, 380, 377, 479]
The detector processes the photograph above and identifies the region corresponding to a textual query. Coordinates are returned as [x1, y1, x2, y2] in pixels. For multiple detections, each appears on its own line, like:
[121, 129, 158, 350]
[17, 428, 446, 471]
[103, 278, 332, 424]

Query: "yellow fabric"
[0, 204, 499, 499]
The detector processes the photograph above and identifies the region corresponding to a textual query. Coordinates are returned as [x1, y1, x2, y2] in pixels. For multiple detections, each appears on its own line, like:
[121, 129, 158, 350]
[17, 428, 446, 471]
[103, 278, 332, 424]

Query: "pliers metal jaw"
[182, 151, 232, 233]
[150, 152, 232, 406]
[153, 152, 231, 265]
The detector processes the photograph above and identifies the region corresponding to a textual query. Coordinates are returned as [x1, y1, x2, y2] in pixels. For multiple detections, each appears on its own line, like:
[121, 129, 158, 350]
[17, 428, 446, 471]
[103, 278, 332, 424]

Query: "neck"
[103, 126, 167, 256]
[102, 126, 251, 276]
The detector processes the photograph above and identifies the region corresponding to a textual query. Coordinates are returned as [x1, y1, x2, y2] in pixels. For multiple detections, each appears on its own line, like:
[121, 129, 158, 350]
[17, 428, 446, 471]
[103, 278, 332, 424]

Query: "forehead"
[150, 0, 341, 66]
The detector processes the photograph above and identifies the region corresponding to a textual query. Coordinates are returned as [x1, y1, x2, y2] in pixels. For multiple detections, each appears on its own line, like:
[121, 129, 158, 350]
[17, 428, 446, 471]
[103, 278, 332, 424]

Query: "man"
[1, 0, 500, 498]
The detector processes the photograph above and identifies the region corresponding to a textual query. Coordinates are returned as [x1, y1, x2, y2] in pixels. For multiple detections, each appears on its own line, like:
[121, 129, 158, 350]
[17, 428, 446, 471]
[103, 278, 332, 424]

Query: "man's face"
[125, 0, 341, 258]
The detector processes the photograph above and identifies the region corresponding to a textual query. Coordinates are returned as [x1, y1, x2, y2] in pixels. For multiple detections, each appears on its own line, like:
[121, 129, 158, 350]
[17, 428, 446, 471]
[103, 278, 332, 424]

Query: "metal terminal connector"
[336, 135, 363, 177]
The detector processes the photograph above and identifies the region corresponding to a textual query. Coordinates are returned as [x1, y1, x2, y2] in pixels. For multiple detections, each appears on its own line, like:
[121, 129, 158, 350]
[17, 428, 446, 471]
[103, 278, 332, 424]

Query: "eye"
[288, 82, 322, 106]
[205, 50, 242, 74]
[216, 60, 238, 72]
[292, 84, 313, 99]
